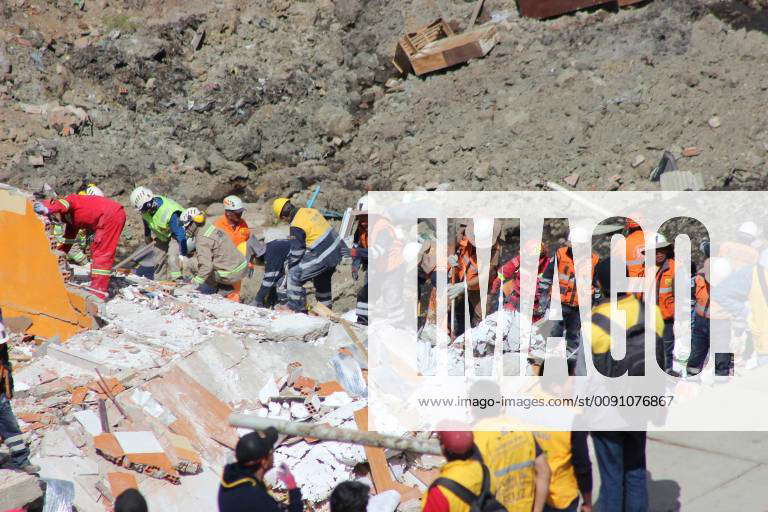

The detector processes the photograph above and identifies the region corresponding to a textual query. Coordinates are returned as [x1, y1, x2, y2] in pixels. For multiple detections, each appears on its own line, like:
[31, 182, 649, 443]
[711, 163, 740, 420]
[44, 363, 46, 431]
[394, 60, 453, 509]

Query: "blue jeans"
[544, 497, 579, 512]
[0, 393, 30, 467]
[686, 316, 732, 376]
[592, 432, 648, 512]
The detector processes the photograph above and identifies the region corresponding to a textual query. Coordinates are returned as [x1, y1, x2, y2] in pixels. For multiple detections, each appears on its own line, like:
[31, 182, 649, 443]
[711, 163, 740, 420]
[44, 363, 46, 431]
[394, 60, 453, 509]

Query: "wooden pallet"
[517, 0, 645, 20]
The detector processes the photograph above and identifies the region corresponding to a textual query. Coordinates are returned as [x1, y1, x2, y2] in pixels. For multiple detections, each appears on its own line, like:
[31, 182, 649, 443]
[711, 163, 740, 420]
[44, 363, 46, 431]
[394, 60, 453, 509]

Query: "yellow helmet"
[272, 198, 290, 219]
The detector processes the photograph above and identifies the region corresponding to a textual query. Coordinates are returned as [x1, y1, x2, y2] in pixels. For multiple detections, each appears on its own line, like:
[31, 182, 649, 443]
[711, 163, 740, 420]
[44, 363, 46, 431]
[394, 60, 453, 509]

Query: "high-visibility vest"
[474, 421, 536, 512]
[625, 229, 645, 277]
[655, 258, 675, 320]
[454, 240, 480, 291]
[214, 215, 249, 248]
[423, 459, 484, 512]
[370, 217, 403, 272]
[556, 246, 598, 307]
[291, 207, 332, 248]
[694, 274, 709, 319]
[142, 196, 184, 242]
[533, 431, 579, 509]
[718, 241, 758, 271]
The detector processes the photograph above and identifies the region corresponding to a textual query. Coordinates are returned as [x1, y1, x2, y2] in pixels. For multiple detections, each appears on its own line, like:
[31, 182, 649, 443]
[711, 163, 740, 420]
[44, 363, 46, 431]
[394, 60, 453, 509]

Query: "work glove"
[447, 282, 465, 300]
[33, 202, 49, 215]
[277, 463, 297, 490]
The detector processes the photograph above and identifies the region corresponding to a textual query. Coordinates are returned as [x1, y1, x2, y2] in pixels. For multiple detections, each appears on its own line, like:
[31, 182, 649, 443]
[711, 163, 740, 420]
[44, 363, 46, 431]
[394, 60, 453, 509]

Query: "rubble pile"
[3, 271, 438, 511]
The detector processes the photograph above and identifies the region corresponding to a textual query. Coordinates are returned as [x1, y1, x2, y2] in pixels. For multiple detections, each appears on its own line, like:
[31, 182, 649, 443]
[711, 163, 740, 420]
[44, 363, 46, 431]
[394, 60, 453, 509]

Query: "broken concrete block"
[73, 409, 104, 437]
[265, 314, 329, 342]
[0, 470, 42, 510]
[40, 428, 81, 457]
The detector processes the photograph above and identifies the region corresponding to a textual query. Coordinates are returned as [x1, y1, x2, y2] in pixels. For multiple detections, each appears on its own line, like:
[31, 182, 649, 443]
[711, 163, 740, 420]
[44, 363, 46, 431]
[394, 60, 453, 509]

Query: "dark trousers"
[655, 320, 675, 372]
[592, 432, 647, 512]
[687, 316, 733, 376]
[552, 304, 584, 375]
[544, 497, 579, 512]
[287, 266, 335, 312]
[0, 393, 30, 467]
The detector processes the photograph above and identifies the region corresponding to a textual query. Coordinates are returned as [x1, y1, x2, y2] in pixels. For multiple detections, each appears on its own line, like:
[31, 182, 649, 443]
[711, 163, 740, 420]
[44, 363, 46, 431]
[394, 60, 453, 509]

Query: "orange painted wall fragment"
[0, 188, 93, 340]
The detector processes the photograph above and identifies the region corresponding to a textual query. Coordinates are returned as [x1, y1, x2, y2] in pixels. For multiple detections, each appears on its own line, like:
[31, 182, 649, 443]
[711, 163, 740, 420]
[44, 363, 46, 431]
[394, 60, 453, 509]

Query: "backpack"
[431, 463, 508, 512]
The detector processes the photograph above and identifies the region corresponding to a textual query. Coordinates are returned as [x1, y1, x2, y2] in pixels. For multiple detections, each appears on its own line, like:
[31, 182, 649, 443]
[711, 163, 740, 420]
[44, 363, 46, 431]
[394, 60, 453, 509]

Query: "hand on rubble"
[277, 463, 297, 490]
[447, 282, 465, 300]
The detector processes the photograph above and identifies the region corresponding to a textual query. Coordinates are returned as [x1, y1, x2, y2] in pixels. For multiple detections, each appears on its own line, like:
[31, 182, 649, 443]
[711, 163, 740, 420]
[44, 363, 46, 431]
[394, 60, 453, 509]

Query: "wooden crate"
[392, 19, 499, 76]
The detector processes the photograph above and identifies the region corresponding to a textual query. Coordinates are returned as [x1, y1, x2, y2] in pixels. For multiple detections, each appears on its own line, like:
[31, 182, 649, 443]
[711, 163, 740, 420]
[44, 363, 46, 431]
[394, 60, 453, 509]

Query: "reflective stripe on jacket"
[192, 222, 247, 285]
[556, 246, 598, 307]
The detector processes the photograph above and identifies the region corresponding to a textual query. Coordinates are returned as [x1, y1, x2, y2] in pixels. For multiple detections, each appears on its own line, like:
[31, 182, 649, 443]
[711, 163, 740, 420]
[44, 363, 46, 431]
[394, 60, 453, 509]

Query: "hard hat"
[569, 227, 589, 245]
[272, 198, 290, 219]
[653, 232, 672, 249]
[356, 195, 369, 215]
[235, 427, 278, 466]
[738, 221, 759, 239]
[465, 219, 501, 248]
[85, 185, 104, 197]
[130, 186, 154, 211]
[223, 195, 245, 212]
[436, 430, 474, 456]
[180, 207, 205, 226]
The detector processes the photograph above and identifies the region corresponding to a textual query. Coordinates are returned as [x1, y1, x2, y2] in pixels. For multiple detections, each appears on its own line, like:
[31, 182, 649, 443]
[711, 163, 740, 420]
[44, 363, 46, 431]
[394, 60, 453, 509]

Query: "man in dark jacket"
[247, 236, 292, 308]
[219, 427, 302, 512]
[0, 309, 39, 474]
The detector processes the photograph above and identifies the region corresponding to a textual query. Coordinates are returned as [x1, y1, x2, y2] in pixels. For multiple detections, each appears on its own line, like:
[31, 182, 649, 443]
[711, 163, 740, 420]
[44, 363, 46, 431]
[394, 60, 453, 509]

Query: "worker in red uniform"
[491, 240, 553, 323]
[34, 195, 126, 300]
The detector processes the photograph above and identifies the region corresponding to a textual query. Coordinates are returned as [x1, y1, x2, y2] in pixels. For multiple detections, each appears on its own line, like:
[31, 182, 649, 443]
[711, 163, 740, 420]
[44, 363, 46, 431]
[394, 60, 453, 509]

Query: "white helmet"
[130, 186, 154, 211]
[180, 207, 205, 226]
[85, 185, 104, 197]
[223, 195, 245, 212]
[654, 232, 672, 249]
[356, 194, 369, 214]
[569, 227, 589, 245]
[738, 221, 759, 239]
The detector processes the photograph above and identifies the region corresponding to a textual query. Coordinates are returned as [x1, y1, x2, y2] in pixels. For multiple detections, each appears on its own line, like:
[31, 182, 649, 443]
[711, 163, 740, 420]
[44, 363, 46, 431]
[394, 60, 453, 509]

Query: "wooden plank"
[468, 0, 485, 30]
[517, 0, 608, 19]
[312, 302, 368, 358]
[354, 407, 422, 501]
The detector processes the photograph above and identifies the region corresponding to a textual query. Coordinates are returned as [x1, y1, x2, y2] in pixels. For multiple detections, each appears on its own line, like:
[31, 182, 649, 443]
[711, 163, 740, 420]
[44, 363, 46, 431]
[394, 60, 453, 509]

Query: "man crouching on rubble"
[219, 427, 302, 512]
[0, 309, 39, 474]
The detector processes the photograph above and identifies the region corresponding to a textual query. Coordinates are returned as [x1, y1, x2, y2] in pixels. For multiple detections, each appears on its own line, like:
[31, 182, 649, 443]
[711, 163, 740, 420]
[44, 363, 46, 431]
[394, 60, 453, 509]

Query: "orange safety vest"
[556, 246, 598, 307]
[214, 215, 250, 248]
[371, 217, 403, 272]
[718, 241, 758, 271]
[625, 229, 645, 277]
[656, 258, 675, 320]
[694, 273, 709, 319]
[454, 239, 480, 291]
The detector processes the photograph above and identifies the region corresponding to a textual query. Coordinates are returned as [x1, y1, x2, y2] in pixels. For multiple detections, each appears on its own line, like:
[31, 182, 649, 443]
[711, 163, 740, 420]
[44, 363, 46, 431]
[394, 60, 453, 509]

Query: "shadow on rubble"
[647, 471, 681, 512]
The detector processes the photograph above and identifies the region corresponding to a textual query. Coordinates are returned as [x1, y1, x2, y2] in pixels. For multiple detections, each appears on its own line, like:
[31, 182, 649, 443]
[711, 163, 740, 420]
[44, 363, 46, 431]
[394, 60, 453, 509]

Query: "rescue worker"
[51, 183, 105, 265]
[448, 220, 502, 334]
[35, 192, 126, 300]
[717, 221, 760, 271]
[687, 258, 734, 376]
[216, 195, 250, 252]
[652, 233, 678, 375]
[491, 240, 553, 323]
[273, 198, 343, 313]
[351, 195, 370, 325]
[218, 428, 302, 512]
[588, 258, 665, 512]
[247, 235, 291, 308]
[551, 227, 599, 376]
[421, 430, 486, 512]
[130, 186, 188, 282]
[471, 382, 551, 512]
[0, 310, 40, 474]
[181, 207, 247, 302]
[624, 217, 645, 279]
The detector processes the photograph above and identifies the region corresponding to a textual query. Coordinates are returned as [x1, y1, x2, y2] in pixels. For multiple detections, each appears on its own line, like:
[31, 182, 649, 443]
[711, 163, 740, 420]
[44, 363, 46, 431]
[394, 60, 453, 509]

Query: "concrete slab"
[685, 463, 768, 511]
[0, 469, 42, 510]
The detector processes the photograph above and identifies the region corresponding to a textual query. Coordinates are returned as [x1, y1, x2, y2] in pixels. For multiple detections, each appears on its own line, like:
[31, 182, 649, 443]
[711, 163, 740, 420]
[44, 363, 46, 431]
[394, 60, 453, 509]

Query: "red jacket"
[42, 194, 124, 251]
[492, 253, 553, 321]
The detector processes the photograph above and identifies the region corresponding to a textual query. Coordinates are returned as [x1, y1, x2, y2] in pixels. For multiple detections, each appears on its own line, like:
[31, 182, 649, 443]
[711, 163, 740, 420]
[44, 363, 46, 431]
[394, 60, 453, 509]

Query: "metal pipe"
[229, 414, 442, 455]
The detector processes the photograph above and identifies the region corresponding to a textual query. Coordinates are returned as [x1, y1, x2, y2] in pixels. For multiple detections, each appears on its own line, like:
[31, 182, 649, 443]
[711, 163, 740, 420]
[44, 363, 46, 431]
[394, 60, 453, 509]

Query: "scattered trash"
[564, 173, 580, 187]
[28, 155, 44, 167]
[41, 478, 75, 512]
[649, 150, 677, 181]
[191, 29, 206, 51]
[392, 19, 499, 76]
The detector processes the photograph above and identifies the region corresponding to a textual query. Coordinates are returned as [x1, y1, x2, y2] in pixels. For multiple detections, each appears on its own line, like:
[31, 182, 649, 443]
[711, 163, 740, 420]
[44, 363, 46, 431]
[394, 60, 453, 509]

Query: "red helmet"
[437, 430, 474, 456]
